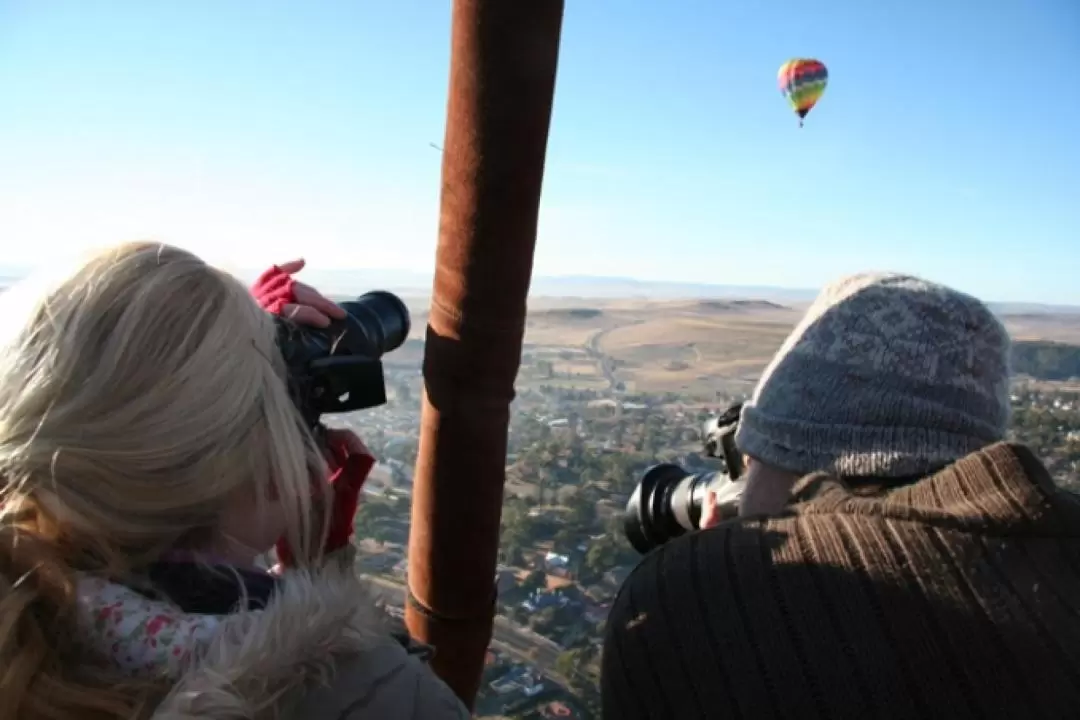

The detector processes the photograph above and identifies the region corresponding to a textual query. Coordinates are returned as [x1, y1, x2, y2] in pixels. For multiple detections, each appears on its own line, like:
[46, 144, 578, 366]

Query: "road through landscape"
[359, 574, 569, 685]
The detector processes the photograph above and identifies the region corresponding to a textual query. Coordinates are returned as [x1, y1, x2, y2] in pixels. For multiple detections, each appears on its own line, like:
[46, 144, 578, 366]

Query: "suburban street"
[359, 574, 568, 684]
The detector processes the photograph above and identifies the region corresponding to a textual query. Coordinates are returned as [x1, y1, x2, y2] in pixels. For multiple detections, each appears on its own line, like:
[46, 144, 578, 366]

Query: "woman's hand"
[252, 261, 370, 569]
[251, 258, 346, 328]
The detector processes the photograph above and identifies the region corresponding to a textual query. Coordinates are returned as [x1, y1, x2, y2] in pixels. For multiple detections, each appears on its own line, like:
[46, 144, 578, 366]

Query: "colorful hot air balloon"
[778, 58, 828, 128]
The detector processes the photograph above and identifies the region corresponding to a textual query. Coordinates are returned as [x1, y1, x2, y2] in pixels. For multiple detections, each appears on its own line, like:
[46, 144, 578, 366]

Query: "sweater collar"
[788, 442, 1080, 536]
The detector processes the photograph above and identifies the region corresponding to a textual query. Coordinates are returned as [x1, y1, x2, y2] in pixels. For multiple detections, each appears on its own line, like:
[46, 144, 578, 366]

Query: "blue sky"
[1, 0, 1077, 303]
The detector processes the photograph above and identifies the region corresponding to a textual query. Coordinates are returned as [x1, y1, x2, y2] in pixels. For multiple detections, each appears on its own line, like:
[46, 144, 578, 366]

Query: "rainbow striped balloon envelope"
[778, 58, 828, 127]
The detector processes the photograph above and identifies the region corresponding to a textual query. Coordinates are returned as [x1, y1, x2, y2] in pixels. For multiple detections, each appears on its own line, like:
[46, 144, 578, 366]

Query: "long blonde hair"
[0, 243, 326, 719]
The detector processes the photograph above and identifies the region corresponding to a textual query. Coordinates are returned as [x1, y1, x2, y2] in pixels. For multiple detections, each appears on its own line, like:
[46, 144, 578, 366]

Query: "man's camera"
[623, 402, 746, 555]
[276, 291, 411, 428]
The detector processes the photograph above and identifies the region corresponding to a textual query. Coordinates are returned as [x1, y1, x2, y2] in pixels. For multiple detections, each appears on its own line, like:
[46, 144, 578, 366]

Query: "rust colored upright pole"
[405, 0, 564, 708]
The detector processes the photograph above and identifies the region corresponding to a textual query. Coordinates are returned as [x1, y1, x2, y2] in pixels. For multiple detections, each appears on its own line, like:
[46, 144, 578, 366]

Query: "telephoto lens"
[622, 401, 746, 554]
[337, 291, 411, 358]
[622, 465, 745, 555]
[276, 290, 412, 426]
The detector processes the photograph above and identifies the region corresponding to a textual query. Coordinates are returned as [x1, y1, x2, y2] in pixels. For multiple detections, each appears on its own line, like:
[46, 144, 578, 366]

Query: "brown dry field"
[392, 297, 1080, 399]
[520, 299, 801, 396]
[523, 298, 1080, 398]
[999, 314, 1080, 344]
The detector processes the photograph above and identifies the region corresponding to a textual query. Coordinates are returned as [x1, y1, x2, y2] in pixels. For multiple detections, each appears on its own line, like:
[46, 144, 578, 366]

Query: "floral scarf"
[74, 574, 226, 678]
[73, 571, 435, 680]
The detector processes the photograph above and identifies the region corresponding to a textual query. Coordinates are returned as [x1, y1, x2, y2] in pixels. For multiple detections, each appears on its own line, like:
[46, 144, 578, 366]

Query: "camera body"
[275, 290, 411, 429]
[623, 402, 745, 555]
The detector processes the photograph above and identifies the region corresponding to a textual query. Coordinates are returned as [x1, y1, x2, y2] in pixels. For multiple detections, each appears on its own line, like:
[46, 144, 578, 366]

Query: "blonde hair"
[0, 243, 326, 719]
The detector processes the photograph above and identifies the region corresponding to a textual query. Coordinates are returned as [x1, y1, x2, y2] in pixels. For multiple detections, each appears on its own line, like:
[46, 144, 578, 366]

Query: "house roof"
[513, 570, 575, 591]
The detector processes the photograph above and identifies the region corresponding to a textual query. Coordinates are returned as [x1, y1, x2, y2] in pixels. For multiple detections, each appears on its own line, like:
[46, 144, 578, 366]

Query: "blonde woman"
[0, 243, 469, 719]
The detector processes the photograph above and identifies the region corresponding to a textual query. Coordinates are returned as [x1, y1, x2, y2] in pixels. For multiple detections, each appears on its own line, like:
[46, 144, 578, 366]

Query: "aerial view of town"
[332, 295, 1080, 720]
[2, 2, 1076, 716]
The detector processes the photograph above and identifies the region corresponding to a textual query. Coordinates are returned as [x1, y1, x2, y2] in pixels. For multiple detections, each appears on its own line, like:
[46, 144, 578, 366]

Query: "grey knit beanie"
[734, 273, 1012, 478]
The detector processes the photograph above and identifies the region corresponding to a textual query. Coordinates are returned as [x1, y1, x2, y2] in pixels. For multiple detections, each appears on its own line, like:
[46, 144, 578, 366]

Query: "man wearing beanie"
[601, 273, 1080, 720]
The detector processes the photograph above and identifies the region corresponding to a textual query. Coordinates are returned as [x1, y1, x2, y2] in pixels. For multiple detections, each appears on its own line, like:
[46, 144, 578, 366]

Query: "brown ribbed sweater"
[601, 442, 1080, 720]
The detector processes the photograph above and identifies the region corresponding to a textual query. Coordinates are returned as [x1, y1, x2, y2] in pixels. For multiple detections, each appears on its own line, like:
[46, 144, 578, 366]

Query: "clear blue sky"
[1, 0, 1077, 303]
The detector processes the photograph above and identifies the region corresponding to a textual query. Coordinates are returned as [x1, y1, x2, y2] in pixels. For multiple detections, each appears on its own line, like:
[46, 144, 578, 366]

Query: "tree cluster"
[1012, 341, 1080, 382]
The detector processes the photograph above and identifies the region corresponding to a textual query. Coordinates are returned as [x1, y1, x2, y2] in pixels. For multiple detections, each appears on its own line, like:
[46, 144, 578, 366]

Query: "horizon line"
[1, 266, 1078, 311]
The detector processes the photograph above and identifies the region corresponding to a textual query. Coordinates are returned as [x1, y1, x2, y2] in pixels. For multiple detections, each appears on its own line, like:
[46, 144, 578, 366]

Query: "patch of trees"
[353, 496, 411, 545]
[554, 646, 602, 717]
[559, 308, 602, 320]
[1012, 341, 1080, 381]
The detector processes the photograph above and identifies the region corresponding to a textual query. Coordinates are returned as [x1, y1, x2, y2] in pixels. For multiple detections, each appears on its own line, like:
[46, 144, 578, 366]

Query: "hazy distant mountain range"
[232, 269, 1080, 315]
[288, 269, 822, 301]
[1, 267, 1077, 315]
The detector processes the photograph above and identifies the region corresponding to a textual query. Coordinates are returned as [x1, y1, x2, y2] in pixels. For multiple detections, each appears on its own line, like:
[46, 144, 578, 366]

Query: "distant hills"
[221, 269, 1080, 313]
[1, 266, 1078, 316]
[289, 269, 819, 301]
[237, 270, 1080, 316]
[526, 275, 820, 302]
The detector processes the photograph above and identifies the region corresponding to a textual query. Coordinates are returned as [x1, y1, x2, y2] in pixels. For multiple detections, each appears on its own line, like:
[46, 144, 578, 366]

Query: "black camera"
[276, 291, 411, 428]
[623, 402, 746, 555]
